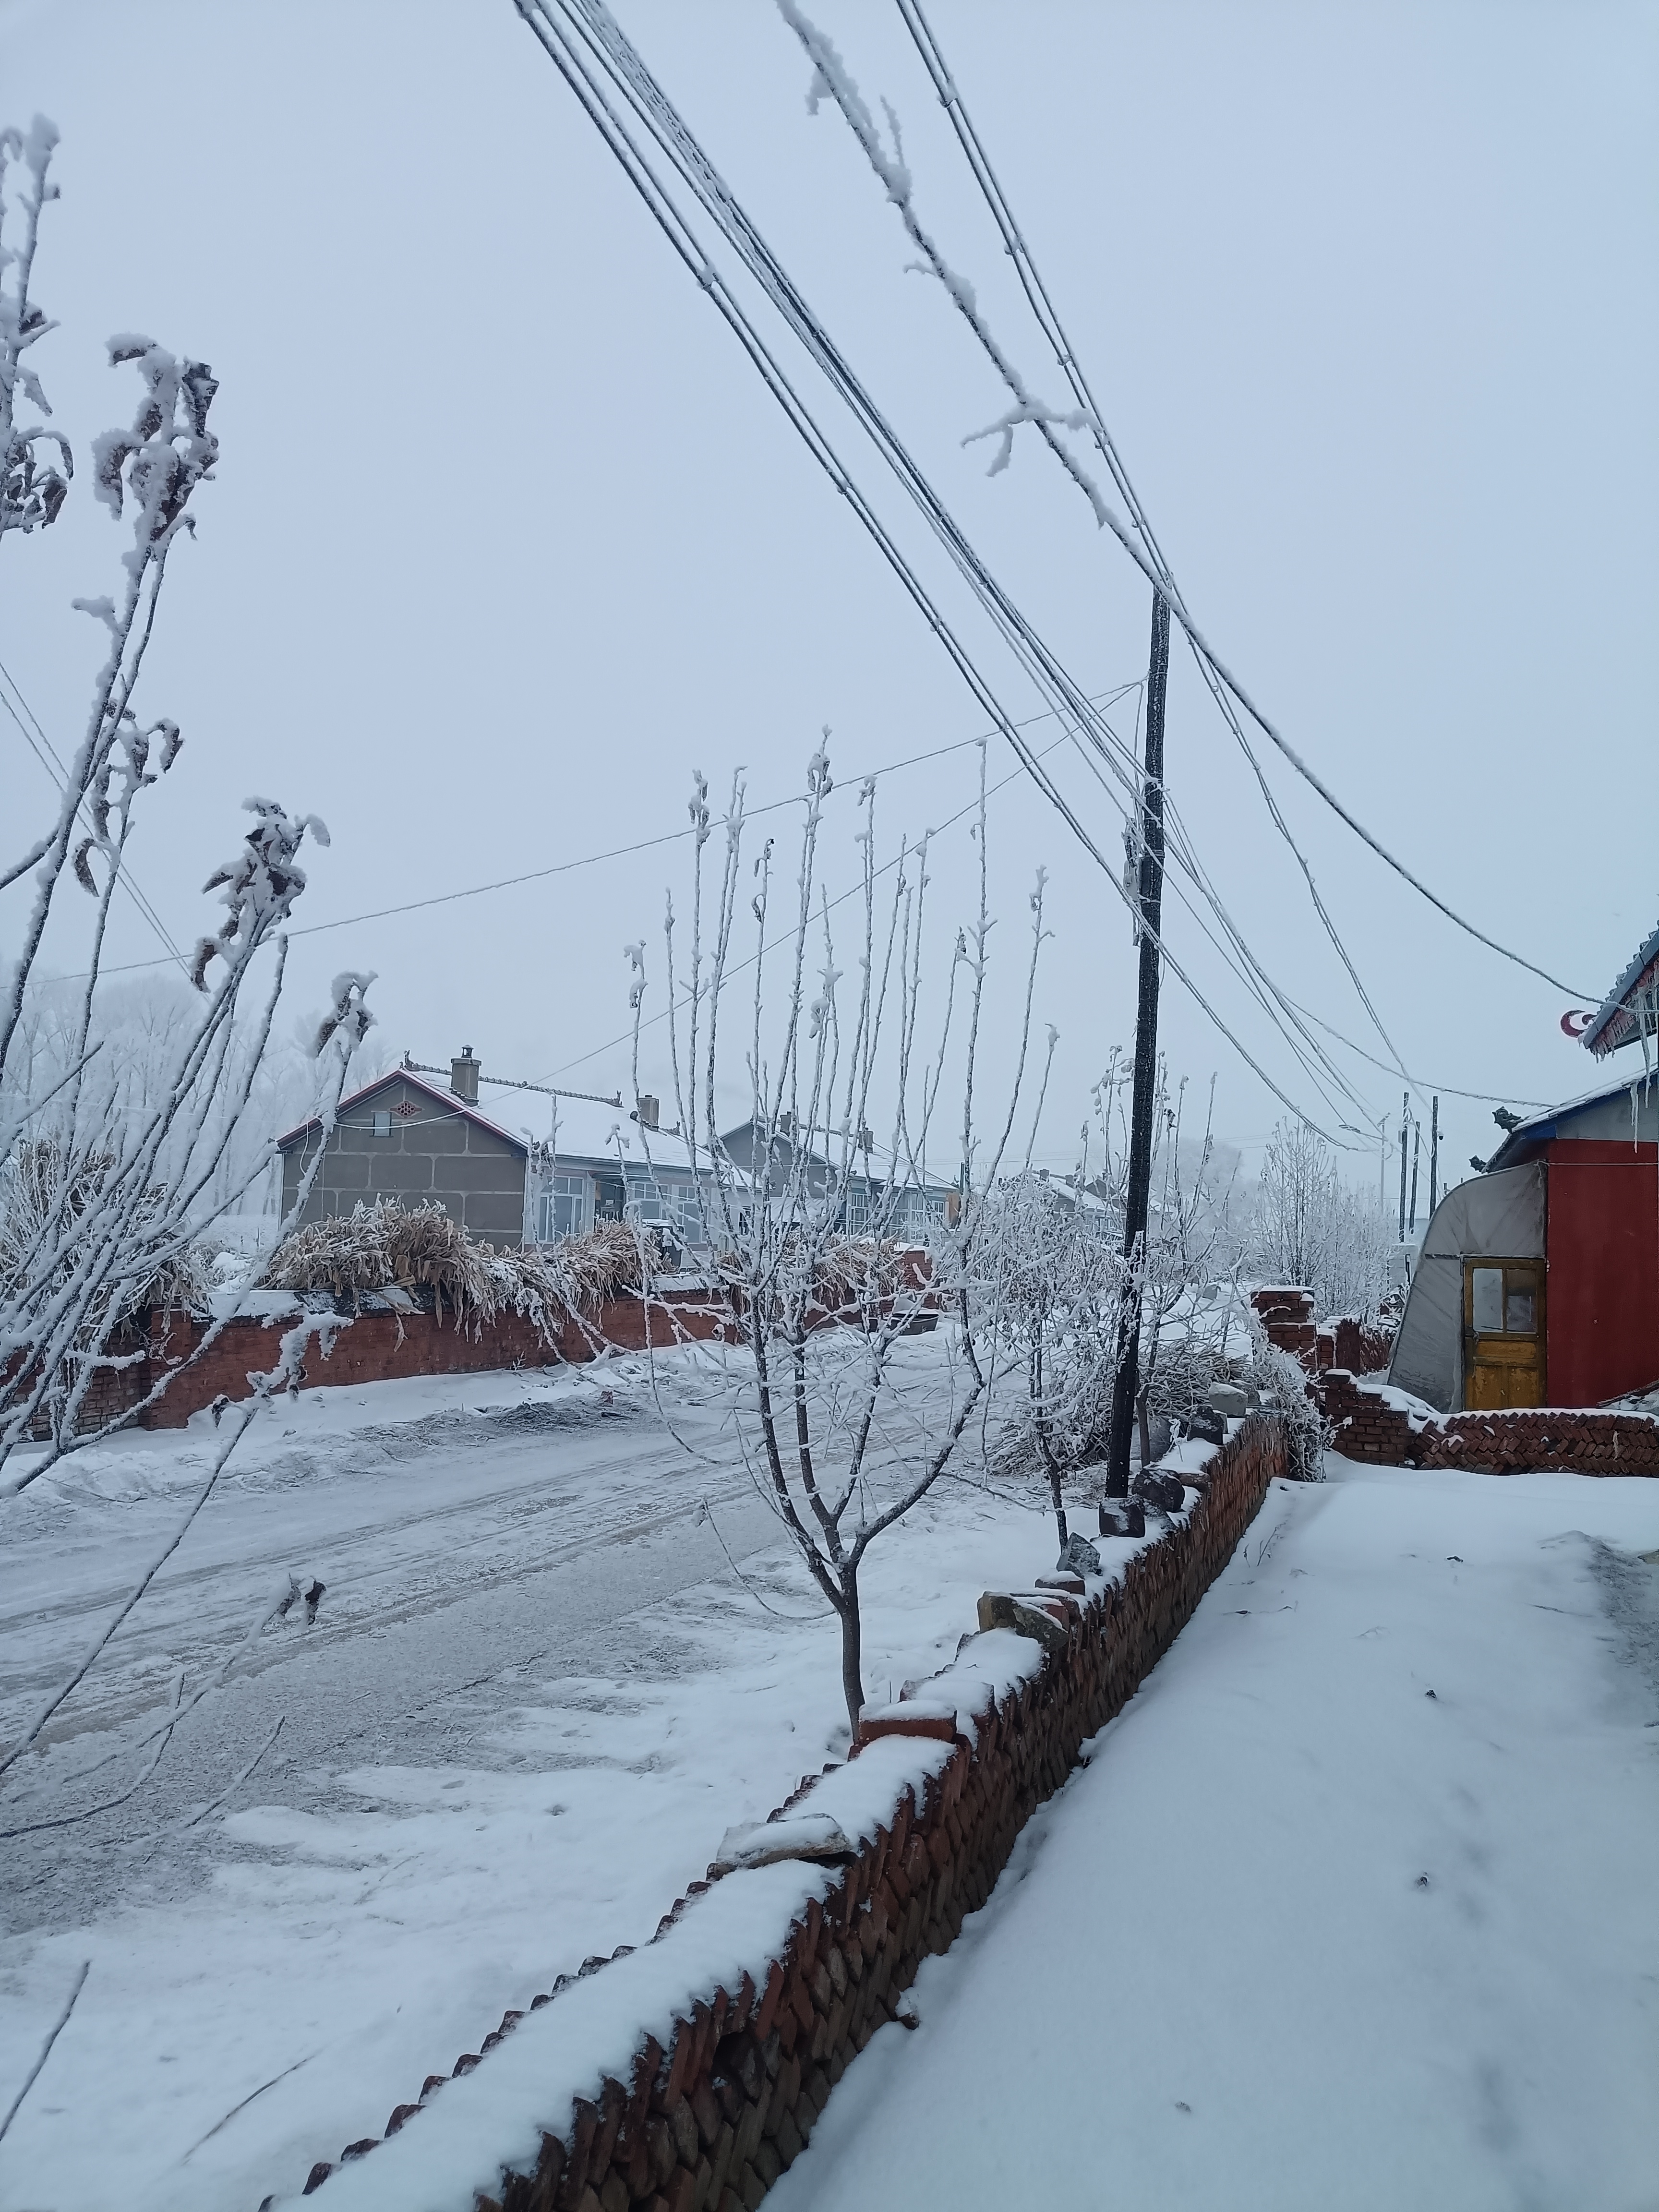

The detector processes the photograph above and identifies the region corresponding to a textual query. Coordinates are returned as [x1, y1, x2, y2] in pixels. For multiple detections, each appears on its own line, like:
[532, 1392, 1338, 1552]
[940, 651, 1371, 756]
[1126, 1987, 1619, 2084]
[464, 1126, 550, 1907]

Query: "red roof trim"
[276, 1066, 529, 1155]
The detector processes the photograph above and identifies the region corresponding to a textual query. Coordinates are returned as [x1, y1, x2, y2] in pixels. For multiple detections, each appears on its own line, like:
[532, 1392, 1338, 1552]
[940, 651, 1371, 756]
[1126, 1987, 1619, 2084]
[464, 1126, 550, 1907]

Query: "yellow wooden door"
[1463, 1260, 1546, 1408]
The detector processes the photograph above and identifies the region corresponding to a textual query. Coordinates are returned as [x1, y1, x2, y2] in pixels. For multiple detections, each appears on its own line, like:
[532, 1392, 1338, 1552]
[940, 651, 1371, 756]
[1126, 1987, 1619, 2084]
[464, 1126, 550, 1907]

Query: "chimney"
[450, 1046, 480, 1104]
[635, 1093, 660, 1130]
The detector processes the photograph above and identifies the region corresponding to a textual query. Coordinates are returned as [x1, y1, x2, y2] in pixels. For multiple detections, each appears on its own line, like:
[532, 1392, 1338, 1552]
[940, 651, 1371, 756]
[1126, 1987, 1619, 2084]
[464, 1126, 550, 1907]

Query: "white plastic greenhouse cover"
[1387, 1162, 1546, 1413]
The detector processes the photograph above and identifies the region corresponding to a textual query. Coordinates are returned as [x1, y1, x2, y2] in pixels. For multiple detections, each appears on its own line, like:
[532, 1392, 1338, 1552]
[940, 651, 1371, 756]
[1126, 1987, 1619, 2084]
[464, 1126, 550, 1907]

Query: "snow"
[307, 1860, 841, 2212]
[0, 1345, 1072, 2212]
[1366, 1380, 1438, 1423]
[770, 1462, 1659, 2212]
[205, 1287, 303, 1322]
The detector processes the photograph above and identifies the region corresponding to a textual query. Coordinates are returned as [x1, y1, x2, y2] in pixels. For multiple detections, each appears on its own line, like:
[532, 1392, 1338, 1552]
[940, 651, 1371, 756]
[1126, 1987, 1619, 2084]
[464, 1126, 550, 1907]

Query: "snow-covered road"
[0, 1349, 1057, 2212]
[773, 1463, 1659, 2212]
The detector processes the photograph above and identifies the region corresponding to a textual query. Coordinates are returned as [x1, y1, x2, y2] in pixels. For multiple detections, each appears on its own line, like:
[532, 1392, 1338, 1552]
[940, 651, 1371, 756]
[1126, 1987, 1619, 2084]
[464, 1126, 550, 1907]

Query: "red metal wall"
[1545, 1139, 1659, 1406]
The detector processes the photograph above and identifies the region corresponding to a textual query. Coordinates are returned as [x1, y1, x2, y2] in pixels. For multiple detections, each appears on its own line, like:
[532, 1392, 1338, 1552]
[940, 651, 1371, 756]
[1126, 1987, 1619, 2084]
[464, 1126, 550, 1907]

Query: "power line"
[0, 655, 190, 975]
[1283, 1001, 1554, 1110]
[46, 688, 1137, 981]
[887, 0, 1593, 1004]
[790, 0, 1429, 1120]
[513, 0, 1373, 1143]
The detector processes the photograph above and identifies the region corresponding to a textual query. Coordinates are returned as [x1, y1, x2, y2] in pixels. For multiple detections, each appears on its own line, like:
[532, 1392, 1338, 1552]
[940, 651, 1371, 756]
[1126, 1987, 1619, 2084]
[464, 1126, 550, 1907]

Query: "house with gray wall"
[718, 1112, 956, 1242]
[277, 1051, 530, 1249]
[528, 1093, 733, 1259]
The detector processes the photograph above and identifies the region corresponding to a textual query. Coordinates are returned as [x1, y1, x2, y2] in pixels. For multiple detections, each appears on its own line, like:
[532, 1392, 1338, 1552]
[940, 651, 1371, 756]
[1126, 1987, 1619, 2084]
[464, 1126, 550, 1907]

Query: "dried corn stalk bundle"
[259, 1201, 658, 1338]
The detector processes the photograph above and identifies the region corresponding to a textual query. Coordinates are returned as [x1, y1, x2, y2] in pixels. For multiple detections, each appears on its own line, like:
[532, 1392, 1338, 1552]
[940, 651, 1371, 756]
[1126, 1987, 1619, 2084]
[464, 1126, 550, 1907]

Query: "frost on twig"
[776, 2, 1120, 529]
[0, 116, 72, 541]
[193, 802, 330, 992]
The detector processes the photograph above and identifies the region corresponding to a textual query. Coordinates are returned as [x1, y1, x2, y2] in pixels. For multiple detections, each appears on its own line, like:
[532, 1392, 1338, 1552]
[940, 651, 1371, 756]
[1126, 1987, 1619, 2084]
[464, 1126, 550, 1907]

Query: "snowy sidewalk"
[772, 1465, 1659, 2212]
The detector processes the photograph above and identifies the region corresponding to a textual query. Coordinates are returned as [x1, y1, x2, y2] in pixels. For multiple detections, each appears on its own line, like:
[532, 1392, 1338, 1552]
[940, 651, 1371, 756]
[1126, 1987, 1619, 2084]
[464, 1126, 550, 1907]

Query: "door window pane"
[1471, 1266, 1503, 1333]
[1504, 1283, 1537, 1334]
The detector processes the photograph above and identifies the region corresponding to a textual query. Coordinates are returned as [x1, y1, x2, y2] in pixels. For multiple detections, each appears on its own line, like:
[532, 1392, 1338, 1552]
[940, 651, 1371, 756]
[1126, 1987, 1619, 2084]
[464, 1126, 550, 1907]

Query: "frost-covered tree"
[0, 121, 374, 1478]
[1248, 1118, 1391, 1320]
[977, 1060, 1237, 1535]
[973, 1166, 1127, 1547]
[631, 746, 1049, 1733]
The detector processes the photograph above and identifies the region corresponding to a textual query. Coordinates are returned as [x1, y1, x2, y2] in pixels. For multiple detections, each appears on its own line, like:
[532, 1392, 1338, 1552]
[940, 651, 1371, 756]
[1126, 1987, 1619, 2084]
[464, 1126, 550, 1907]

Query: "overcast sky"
[3, 0, 1655, 1193]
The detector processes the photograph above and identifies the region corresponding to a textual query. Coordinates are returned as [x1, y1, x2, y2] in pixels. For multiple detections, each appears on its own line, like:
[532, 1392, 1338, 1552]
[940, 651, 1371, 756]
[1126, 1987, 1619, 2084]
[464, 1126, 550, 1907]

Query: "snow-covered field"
[0, 1345, 1063, 2212]
[774, 1461, 1659, 2212]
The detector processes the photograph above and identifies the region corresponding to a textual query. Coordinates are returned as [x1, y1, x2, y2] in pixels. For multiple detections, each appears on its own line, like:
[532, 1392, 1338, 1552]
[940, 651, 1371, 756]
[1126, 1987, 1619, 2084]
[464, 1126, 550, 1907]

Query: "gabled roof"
[276, 1067, 529, 1155]
[1582, 918, 1659, 1058]
[543, 1094, 716, 1176]
[1486, 1072, 1658, 1172]
[717, 1116, 955, 1193]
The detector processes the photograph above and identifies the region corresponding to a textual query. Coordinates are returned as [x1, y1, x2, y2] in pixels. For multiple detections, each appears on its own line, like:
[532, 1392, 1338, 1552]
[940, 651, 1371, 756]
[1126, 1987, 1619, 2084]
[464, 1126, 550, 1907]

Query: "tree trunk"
[839, 1563, 865, 1736]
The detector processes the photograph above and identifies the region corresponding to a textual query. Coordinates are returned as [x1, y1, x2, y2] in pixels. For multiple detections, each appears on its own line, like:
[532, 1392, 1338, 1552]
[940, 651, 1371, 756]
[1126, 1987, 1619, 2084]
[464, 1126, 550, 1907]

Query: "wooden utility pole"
[1106, 589, 1171, 1501]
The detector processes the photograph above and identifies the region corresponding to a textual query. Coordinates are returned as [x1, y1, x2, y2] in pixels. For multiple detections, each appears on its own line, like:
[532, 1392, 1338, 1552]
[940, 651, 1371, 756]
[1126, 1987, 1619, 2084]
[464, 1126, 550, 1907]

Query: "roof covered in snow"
[541, 1095, 715, 1177]
[1486, 1073, 1659, 1172]
[1581, 917, 1659, 1058]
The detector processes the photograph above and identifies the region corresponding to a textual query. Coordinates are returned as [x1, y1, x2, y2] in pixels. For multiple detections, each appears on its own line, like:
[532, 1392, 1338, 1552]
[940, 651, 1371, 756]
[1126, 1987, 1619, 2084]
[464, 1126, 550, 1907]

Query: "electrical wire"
[1283, 1000, 1554, 1110]
[537, 0, 1411, 1137]
[0, 655, 190, 976]
[46, 686, 1136, 982]
[514, 0, 1375, 1142]
[889, 0, 1593, 1004]
[786, 0, 1429, 1119]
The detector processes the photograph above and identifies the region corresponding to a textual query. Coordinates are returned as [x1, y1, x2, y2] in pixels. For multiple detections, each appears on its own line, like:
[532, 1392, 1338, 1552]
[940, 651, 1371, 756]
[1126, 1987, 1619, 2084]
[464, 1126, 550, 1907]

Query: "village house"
[718, 1109, 957, 1243]
[276, 1053, 733, 1261]
[278, 1058, 958, 1261]
[1389, 925, 1659, 1411]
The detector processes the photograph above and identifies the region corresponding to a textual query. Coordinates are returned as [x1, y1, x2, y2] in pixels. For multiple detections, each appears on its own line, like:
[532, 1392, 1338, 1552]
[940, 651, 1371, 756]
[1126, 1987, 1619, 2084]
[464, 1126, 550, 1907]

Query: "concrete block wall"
[282, 1077, 529, 1249]
[289, 1417, 1286, 2211]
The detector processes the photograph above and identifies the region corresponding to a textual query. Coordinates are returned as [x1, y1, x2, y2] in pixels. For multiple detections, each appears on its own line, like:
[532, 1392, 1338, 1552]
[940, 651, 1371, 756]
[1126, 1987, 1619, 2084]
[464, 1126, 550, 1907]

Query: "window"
[372, 1110, 393, 1138]
[1470, 1264, 1539, 1337]
[626, 1176, 708, 1250]
[537, 1173, 590, 1241]
[1504, 1284, 1537, 1335]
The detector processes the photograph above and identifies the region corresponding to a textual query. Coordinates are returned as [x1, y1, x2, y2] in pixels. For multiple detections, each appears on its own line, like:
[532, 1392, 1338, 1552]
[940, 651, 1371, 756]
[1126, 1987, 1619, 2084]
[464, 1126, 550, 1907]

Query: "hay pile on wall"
[261, 1201, 658, 1339]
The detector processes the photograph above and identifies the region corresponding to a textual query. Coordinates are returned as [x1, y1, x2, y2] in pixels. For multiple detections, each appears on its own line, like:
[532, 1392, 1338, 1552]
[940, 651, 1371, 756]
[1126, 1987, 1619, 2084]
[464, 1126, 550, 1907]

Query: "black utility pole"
[1408, 1117, 1421, 1234]
[1106, 589, 1171, 1500]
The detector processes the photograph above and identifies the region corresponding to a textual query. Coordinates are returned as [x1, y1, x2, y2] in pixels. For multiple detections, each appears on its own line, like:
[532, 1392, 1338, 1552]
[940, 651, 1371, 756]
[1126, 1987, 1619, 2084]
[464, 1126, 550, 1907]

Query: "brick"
[689, 2084, 721, 2152]
[666, 2098, 698, 2168]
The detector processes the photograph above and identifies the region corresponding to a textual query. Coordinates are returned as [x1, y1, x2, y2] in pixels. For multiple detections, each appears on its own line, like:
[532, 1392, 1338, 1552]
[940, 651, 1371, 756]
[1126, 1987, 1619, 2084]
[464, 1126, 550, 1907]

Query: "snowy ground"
[773, 1461, 1659, 2212]
[0, 1343, 1065, 2212]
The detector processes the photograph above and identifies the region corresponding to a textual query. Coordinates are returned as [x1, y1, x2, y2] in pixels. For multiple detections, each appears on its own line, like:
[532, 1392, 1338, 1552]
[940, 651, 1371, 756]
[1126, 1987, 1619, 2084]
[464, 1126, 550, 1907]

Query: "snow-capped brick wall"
[1250, 1286, 1317, 1370]
[1320, 1317, 1395, 1376]
[1319, 1369, 1659, 1475]
[284, 1417, 1286, 2212]
[133, 1293, 729, 1429]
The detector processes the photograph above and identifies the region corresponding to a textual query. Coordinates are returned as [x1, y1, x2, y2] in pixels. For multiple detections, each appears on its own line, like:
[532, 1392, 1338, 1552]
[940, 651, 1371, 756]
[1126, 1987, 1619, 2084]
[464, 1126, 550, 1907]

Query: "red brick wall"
[1318, 1368, 1659, 1475]
[139, 1292, 730, 1429]
[287, 1417, 1287, 2209]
